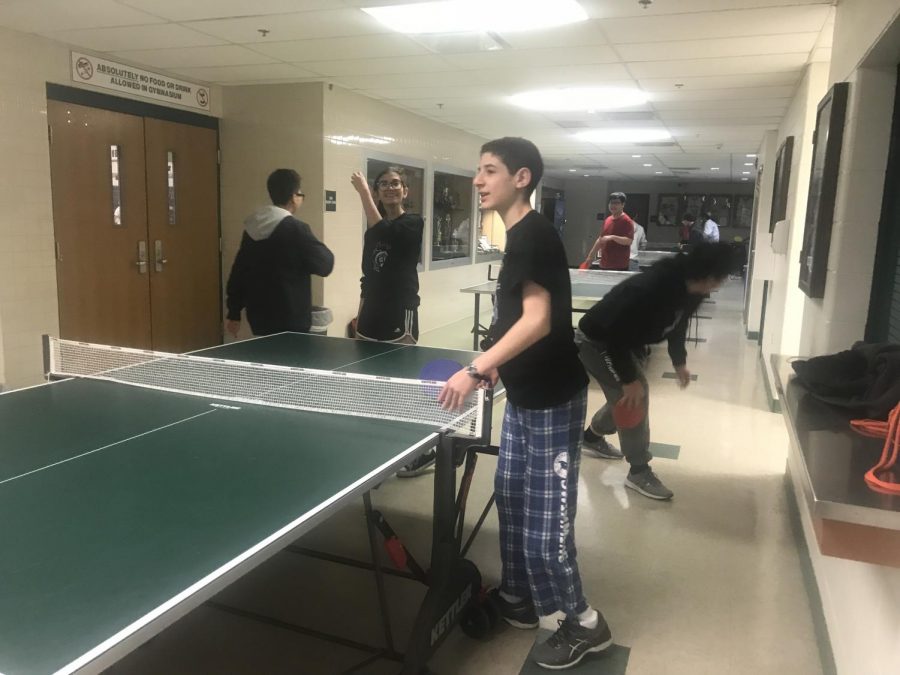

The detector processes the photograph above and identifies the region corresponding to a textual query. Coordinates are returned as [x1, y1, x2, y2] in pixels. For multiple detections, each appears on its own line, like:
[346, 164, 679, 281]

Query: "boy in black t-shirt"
[440, 138, 612, 670]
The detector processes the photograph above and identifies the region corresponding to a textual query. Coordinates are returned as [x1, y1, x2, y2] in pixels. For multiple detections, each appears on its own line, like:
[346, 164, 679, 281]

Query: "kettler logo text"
[431, 585, 473, 645]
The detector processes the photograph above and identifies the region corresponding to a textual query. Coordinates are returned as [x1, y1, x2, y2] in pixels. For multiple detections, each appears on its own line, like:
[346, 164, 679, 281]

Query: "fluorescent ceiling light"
[655, 171, 663, 174]
[746, 153, 757, 157]
[710, 167, 720, 171]
[742, 171, 751, 174]
[575, 128, 671, 143]
[362, 0, 588, 34]
[569, 169, 578, 172]
[509, 87, 649, 112]
[631, 154, 642, 158]
[742, 177, 749, 181]
[744, 162, 754, 166]
[642, 163, 652, 167]
[583, 174, 589, 177]
[326, 134, 394, 146]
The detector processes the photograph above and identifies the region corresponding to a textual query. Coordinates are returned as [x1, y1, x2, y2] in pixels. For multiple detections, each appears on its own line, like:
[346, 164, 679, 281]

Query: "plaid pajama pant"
[495, 387, 589, 618]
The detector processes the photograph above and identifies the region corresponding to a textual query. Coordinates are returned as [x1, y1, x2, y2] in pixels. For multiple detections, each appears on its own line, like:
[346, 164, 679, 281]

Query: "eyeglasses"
[295, 192, 305, 198]
[376, 179, 403, 189]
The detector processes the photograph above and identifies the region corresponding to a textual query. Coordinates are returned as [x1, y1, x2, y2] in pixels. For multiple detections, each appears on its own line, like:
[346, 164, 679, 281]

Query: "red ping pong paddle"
[612, 399, 645, 430]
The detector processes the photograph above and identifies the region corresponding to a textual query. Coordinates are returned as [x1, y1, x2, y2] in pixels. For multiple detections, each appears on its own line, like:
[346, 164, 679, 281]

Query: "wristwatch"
[465, 363, 490, 382]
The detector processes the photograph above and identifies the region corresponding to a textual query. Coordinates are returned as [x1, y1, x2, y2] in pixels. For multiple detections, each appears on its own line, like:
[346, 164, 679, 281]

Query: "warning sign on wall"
[71, 52, 211, 112]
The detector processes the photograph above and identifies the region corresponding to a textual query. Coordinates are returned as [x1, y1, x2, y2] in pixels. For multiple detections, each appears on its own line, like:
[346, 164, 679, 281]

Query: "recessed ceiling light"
[509, 86, 649, 112]
[632, 154, 642, 158]
[642, 163, 652, 167]
[742, 171, 751, 174]
[746, 153, 757, 158]
[576, 128, 671, 143]
[363, 0, 588, 34]
[710, 167, 720, 171]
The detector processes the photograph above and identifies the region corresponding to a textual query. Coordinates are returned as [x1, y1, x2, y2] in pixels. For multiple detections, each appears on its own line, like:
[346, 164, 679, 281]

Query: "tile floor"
[110, 280, 824, 675]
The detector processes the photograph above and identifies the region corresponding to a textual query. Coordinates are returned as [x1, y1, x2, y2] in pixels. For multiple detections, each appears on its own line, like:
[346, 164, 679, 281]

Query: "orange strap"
[859, 403, 900, 495]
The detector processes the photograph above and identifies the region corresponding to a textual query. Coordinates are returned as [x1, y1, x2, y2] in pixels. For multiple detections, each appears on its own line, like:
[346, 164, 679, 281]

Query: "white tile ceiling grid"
[0, 0, 836, 180]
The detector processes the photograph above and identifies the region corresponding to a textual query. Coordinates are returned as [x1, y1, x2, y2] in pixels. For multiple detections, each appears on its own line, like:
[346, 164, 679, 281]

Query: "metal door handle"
[136, 240, 148, 274]
[154, 240, 168, 272]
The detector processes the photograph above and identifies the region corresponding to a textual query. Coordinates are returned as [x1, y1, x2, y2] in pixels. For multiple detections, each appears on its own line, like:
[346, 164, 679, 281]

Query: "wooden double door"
[48, 100, 221, 353]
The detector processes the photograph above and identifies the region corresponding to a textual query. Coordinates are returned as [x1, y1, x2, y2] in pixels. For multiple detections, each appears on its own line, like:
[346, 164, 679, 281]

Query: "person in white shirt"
[628, 222, 647, 271]
[702, 212, 720, 242]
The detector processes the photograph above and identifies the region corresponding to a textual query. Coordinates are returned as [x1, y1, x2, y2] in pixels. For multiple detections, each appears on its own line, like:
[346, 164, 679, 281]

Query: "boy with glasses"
[225, 168, 333, 337]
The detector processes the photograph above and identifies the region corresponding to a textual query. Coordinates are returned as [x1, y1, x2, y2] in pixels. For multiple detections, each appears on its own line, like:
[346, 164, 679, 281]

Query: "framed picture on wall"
[799, 82, 849, 298]
[769, 136, 794, 233]
[684, 194, 704, 221]
[703, 194, 733, 228]
[657, 194, 680, 226]
[733, 195, 754, 229]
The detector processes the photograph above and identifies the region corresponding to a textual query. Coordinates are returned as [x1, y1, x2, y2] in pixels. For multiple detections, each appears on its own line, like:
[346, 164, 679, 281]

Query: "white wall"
[322, 84, 491, 336]
[0, 25, 222, 387]
[745, 130, 778, 336]
[759, 62, 829, 393]
[830, 0, 900, 84]
[560, 177, 609, 266]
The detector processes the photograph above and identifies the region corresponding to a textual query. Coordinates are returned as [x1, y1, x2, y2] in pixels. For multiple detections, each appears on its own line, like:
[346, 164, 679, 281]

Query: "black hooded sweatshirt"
[578, 256, 705, 383]
[226, 205, 334, 335]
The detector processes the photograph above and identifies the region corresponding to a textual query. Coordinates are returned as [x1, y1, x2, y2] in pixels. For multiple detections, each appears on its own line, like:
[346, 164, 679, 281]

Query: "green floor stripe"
[649, 442, 680, 460]
[662, 372, 698, 381]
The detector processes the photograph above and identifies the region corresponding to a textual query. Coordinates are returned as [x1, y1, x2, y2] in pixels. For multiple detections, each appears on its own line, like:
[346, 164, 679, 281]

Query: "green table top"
[0, 333, 479, 675]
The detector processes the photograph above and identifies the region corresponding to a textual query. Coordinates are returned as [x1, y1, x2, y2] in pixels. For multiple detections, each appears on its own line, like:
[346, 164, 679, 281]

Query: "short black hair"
[682, 212, 696, 222]
[480, 137, 543, 198]
[683, 242, 735, 280]
[267, 168, 301, 205]
[608, 192, 627, 204]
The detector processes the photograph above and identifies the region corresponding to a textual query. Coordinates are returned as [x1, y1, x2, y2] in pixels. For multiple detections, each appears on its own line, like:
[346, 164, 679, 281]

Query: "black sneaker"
[581, 435, 624, 460]
[488, 589, 538, 629]
[396, 449, 436, 478]
[531, 616, 613, 670]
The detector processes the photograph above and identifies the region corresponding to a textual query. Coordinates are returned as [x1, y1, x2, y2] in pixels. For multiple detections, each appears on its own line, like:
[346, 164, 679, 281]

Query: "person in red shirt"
[581, 192, 634, 271]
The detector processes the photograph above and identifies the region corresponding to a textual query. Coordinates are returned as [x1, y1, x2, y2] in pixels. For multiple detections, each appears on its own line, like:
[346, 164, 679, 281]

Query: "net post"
[42, 334, 51, 380]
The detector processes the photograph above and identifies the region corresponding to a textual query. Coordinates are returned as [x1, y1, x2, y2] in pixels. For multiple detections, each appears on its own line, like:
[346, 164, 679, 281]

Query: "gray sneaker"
[581, 436, 624, 460]
[531, 616, 613, 670]
[625, 469, 674, 500]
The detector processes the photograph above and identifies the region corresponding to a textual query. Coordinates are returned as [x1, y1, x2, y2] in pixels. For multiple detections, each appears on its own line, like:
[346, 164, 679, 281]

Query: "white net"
[46, 337, 483, 438]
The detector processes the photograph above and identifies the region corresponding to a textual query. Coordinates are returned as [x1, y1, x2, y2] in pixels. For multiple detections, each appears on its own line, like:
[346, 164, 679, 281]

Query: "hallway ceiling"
[0, 0, 836, 181]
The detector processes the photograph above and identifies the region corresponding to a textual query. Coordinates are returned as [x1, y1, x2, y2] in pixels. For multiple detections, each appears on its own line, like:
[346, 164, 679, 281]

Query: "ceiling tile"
[112, 45, 275, 69]
[0, 0, 164, 32]
[253, 33, 429, 61]
[629, 53, 808, 79]
[580, 0, 832, 19]
[599, 5, 832, 42]
[171, 63, 320, 83]
[652, 96, 792, 111]
[442, 45, 619, 70]
[495, 19, 609, 49]
[616, 33, 819, 62]
[115, 0, 336, 22]
[641, 72, 802, 92]
[186, 8, 386, 43]
[651, 85, 798, 102]
[43, 23, 225, 52]
[302, 54, 457, 76]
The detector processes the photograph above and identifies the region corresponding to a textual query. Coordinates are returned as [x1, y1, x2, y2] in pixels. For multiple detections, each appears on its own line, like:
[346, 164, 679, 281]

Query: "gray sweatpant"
[575, 330, 653, 467]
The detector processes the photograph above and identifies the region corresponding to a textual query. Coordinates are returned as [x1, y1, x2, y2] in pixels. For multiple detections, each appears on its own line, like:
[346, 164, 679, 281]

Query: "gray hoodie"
[243, 205, 292, 241]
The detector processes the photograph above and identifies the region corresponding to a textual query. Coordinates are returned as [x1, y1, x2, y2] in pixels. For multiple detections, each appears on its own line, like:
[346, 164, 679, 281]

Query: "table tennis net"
[45, 337, 484, 438]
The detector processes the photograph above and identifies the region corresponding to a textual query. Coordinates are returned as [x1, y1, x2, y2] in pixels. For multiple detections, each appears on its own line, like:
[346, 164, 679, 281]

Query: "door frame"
[46, 83, 223, 343]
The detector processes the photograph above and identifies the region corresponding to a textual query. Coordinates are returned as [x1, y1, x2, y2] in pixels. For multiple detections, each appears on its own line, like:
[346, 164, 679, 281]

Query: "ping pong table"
[460, 268, 637, 350]
[0, 333, 498, 674]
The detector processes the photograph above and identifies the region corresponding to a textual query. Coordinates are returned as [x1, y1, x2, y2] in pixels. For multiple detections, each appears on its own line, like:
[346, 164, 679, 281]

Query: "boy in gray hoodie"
[226, 169, 334, 337]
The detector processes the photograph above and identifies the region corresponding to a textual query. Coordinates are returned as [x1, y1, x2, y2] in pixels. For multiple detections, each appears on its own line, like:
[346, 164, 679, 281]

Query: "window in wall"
[476, 209, 505, 262]
[364, 157, 426, 265]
